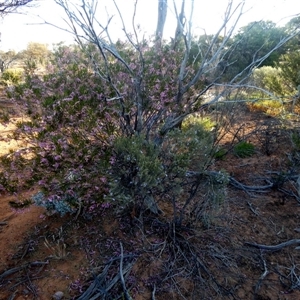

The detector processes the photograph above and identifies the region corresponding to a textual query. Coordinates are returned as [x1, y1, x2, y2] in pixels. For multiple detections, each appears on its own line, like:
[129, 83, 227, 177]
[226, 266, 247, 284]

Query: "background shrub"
[1, 68, 24, 86]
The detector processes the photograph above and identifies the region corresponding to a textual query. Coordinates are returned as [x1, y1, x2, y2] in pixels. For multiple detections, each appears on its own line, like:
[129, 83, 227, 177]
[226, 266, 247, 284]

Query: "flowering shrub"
[3, 44, 116, 212]
[1, 40, 224, 222]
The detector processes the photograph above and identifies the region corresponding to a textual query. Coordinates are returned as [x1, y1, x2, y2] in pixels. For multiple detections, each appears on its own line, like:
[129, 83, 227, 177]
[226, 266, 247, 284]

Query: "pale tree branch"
[0, 0, 37, 14]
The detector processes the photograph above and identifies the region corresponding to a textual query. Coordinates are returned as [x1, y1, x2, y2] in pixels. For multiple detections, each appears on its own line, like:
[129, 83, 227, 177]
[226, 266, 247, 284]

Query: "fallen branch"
[245, 239, 300, 252]
[186, 170, 274, 193]
[229, 176, 273, 192]
[0, 261, 49, 281]
[77, 254, 135, 300]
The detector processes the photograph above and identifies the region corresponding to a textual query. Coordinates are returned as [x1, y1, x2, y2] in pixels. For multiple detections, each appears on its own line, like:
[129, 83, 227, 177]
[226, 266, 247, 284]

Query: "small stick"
[255, 253, 269, 293]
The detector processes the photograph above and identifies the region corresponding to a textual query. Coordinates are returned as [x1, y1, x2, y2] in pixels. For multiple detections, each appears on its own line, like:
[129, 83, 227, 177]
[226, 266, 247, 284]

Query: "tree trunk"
[173, 0, 185, 49]
[155, 0, 168, 46]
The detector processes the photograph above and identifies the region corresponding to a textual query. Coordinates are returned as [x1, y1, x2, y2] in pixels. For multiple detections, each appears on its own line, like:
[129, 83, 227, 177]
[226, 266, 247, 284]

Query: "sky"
[0, 0, 299, 52]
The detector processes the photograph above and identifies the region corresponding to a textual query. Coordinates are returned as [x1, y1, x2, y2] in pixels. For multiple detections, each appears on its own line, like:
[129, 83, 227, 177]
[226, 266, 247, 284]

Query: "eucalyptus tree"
[224, 20, 288, 80]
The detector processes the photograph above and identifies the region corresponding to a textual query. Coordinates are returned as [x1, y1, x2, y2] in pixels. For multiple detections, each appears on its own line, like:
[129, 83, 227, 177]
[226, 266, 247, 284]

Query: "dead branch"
[254, 253, 269, 294]
[76, 255, 135, 300]
[0, 261, 49, 282]
[229, 176, 273, 192]
[119, 242, 133, 300]
[275, 255, 300, 292]
[186, 170, 274, 193]
[245, 239, 300, 252]
[151, 284, 157, 300]
[24, 267, 38, 298]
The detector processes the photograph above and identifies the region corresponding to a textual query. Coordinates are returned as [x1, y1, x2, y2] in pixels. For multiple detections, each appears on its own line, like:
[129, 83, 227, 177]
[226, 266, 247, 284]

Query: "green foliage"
[182, 115, 216, 132]
[226, 21, 287, 78]
[108, 134, 164, 208]
[213, 148, 227, 160]
[284, 16, 300, 52]
[1, 45, 114, 212]
[108, 118, 215, 216]
[164, 127, 212, 176]
[0, 50, 21, 70]
[252, 66, 295, 97]
[198, 170, 229, 228]
[291, 131, 300, 151]
[233, 141, 255, 158]
[1, 68, 23, 85]
[278, 51, 300, 90]
[0, 109, 10, 122]
[254, 100, 282, 109]
[0, 148, 38, 193]
[1, 41, 225, 224]
[20, 42, 51, 66]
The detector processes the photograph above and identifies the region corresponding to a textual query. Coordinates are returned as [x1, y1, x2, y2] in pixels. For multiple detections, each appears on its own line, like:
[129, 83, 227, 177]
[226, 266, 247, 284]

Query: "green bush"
[251, 66, 295, 97]
[108, 119, 217, 218]
[108, 134, 165, 211]
[233, 141, 255, 158]
[1, 68, 24, 85]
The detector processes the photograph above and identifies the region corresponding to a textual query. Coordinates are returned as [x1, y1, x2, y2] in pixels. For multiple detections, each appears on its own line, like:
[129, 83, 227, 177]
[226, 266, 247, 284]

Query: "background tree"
[278, 51, 300, 91]
[251, 66, 295, 97]
[19, 42, 50, 65]
[225, 20, 288, 79]
[0, 0, 39, 72]
[284, 15, 300, 52]
[0, 49, 20, 71]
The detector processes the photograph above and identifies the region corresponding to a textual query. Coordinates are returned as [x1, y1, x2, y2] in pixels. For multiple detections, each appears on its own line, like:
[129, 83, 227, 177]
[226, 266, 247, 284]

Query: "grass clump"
[233, 141, 255, 158]
[214, 147, 227, 160]
[247, 99, 284, 116]
[182, 115, 216, 131]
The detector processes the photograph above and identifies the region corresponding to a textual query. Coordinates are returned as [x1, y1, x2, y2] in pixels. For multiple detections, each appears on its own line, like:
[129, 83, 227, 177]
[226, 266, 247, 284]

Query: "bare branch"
[245, 239, 300, 252]
[0, 0, 37, 14]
